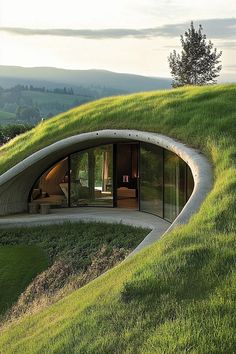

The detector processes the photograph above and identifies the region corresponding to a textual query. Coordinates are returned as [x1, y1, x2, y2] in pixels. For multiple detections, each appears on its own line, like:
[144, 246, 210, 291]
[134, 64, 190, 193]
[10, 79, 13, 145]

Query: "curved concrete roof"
[0, 129, 213, 250]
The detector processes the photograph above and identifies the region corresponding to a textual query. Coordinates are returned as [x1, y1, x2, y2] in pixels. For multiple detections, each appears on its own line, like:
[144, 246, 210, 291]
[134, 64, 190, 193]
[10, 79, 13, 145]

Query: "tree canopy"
[168, 22, 222, 87]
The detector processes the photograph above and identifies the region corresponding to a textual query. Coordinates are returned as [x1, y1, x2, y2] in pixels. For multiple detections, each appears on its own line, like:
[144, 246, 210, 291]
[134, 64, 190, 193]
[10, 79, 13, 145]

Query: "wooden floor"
[117, 198, 138, 209]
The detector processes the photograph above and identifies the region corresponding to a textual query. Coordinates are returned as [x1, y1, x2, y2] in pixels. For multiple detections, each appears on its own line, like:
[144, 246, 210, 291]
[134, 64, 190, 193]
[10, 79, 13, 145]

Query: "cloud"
[216, 41, 236, 49]
[0, 18, 235, 40]
[224, 64, 236, 71]
[0, 27, 146, 39]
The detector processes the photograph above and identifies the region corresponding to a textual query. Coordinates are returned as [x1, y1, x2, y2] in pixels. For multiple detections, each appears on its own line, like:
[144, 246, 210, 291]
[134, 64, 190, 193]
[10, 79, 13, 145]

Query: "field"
[0, 84, 235, 353]
[21, 90, 84, 106]
[21, 90, 91, 118]
[0, 111, 16, 125]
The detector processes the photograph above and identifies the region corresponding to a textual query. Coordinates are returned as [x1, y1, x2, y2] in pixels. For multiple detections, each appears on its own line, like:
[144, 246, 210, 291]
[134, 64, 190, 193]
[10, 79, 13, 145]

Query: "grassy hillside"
[0, 246, 48, 315]
[0, 84, 235, 353]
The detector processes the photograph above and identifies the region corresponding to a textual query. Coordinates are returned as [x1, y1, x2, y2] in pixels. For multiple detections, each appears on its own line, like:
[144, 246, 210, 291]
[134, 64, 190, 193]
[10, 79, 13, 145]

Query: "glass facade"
[163, 150, 177, 221]
[140, 143, 194, 222]
[116, 143, 139, 209]
[187, 165, 194, 200]
[163, 150, 194, 221]
[70, 145, 113, 207]
[30, 141, 194, 222]
[163, 150, 188, 221]
[140, 143, 163, 217]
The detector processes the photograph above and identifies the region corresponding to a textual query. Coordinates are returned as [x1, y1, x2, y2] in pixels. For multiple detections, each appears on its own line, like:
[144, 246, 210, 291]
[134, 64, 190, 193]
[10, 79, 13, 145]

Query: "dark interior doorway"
[115, 142, 139, 209]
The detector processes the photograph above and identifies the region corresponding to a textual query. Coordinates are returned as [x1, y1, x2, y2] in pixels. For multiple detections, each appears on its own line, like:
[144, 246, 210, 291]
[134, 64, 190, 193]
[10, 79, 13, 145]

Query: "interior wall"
[39, 158, 68, 195]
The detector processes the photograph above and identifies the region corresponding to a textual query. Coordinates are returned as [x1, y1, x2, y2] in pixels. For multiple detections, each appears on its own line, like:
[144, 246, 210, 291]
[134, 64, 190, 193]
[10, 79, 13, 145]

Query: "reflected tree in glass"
[140, 143, 163, 217]
[70, 145, 113, 206]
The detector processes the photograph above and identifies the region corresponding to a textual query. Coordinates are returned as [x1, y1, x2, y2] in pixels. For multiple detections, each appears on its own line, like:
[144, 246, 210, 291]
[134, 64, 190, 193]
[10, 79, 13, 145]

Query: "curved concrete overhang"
[0, 130, 213, 241]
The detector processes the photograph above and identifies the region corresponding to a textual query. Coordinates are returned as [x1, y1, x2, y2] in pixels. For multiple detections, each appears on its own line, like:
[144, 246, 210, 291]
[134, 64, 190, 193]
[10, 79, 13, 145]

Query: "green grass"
[0, 246, 48, 315]
[0, 222, 148, 273]
[0, 84, 235, 353]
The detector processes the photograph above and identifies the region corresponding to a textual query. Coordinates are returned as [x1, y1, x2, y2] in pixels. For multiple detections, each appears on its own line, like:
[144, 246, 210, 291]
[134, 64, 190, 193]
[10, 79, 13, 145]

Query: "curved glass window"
[70, 145, 113, 207]
[164, 150, 193, 222]
[29, 141, 194, 222]
[140, 143, 163, 217]
[140, 143, 194, 222]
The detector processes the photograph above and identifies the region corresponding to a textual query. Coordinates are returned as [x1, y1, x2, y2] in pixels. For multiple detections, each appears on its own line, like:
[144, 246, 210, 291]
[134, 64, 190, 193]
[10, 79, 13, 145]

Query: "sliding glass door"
[70, 145, 113, 207]
[140, 142, 164, 217]
[140, 143, 194, 222]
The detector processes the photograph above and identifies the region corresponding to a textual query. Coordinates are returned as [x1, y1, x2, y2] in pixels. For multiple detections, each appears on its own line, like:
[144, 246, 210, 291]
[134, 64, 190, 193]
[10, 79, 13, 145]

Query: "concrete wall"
[0, 130, 213, 228]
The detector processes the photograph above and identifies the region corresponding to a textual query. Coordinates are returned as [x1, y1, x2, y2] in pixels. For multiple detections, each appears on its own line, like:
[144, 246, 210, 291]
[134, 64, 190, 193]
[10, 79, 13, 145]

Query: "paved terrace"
[0, 207, 170, 255]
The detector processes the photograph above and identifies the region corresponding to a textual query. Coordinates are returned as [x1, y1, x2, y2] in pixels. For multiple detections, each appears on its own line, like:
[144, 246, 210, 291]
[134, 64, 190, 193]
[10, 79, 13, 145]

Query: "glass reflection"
[164, 151, 190, 222]
[187, 165, 194, 200]
[140, 143, 163, 217]
[164, 150, 177, 221]
[70, 145, 113, 206]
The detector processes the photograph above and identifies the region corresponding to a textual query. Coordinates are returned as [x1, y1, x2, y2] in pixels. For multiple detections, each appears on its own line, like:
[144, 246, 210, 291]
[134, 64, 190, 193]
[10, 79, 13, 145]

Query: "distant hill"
[0, 66, 171, 93]
[0, 66, 171, 125]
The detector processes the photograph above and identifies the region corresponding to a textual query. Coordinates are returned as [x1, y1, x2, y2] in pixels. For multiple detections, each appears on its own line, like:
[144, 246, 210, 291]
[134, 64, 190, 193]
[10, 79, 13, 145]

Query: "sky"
[0, 0, 236, 80]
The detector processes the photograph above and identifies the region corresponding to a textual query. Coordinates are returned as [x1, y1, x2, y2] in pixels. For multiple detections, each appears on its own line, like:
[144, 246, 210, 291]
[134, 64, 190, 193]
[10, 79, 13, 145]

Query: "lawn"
[0, 84, 235, 353]
[0, 246, 48, 315]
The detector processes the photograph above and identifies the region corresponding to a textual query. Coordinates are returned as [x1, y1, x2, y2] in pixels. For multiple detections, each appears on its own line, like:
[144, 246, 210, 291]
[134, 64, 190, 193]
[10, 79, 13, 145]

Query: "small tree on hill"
[168, 22, 222, 87]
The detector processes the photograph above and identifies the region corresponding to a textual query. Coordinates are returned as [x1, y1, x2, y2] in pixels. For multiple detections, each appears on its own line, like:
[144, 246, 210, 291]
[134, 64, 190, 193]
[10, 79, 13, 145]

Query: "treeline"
[0, 123, 33, 146]
[11, 85, 75, 95]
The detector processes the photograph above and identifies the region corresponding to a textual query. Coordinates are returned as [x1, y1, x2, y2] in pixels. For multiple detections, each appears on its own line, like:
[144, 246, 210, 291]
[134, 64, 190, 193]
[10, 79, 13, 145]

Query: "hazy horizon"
[0, 64, 235, 84]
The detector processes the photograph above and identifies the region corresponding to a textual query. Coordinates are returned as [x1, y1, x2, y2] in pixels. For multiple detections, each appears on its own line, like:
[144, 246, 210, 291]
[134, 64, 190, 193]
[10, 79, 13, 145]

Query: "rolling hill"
[0, 65, 171, 125]
[0, 65, 171, 93]
[0, 84, 235, 353]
